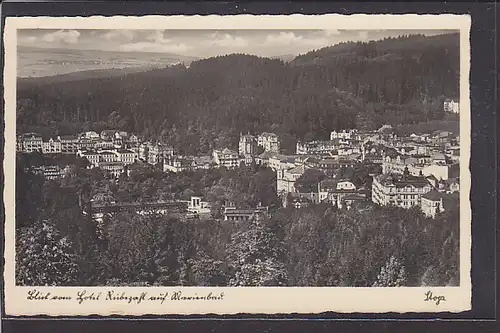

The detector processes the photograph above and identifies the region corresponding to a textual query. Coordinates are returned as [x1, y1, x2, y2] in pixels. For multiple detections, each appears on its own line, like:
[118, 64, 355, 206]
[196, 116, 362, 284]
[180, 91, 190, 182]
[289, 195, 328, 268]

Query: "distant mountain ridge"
[18, 46, 199, 78]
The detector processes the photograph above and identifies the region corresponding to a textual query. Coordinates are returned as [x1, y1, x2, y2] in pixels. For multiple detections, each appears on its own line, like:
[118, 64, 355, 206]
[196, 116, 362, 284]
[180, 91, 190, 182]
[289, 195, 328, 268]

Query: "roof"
[343, 194, 365, 201]
[221, 148, 238, 155]
[445, 178, 460, 185]
[99, 162, 124, 167]
[319, 179, 338, 191]
[257, 151, 278, 159]
[286, 164, 308, 175]
[259, 132, 278, 138]
[422, 190, 444, 201]
[426, 174, 439, 182]
[58, 135, 78, 140]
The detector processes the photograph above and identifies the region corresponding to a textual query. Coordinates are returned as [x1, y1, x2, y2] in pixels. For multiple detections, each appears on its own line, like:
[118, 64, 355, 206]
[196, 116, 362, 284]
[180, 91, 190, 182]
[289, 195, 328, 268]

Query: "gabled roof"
[221, 148, 238, 155]
[422, 190, 444, 201]
[286, 164, 308, 175]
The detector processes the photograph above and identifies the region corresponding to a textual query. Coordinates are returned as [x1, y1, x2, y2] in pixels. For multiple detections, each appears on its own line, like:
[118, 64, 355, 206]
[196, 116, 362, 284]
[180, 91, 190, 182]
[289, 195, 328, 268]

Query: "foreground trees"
[16, 162, 459, 287]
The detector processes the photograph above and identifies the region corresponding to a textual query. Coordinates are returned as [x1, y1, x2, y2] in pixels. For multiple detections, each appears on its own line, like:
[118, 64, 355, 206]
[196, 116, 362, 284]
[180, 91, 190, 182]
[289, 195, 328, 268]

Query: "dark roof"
[343, 194, 365, 201]
[422, 190, 443, 201]
[319, 179, 338, 191]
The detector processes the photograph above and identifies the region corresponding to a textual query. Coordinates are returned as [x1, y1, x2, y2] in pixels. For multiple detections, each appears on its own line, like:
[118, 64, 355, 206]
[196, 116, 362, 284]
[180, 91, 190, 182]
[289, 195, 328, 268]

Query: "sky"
[17, 29, 457, 58]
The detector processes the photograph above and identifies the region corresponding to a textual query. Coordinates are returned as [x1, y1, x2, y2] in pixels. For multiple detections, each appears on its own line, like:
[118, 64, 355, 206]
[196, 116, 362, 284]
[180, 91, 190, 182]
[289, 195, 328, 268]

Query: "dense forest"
[17, 33, 459, 155]
[16, 156, 459, 287]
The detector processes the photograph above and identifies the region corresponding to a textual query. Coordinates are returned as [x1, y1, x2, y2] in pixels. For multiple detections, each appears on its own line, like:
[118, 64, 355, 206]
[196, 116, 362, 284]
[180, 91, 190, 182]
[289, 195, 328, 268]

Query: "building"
[188, 196, 212, 217]
[238, 134, 258, 156]
[213, 148, 240, 168]
[163, 156, 196, 173]
[372, 174, 432, 209]
[444, 178, 460, 194]
[80, 131, 100, 140]
[78, 139, 97, 151]
[408, 162, 459, 181]
[94, 141, 116, 150]
[254, 151, 278, 167]
[444, 99, 460, 113]
[116, 149, 136, 165]
[99, 162, 125, 178]
[42, 138, 62, 154]
[340, 193, 366, 210]
[148, 143, 174, 165]
[296, 140, 337, 155]
[223, 206, 268, 221]
[21, 133, 43, 153]
[32, 165, 70, 180]
[77, 150, 100, 166]
[330, 129, 357, 140]
[382, 155, 418, 175]
[420, 191, 445, 218]
[58, 135, 80, 154]
[100, 130, 117, 141]
[277, 164, 309, 194]
[16, 136, 23, 152]
[257, 132, 280, 153]
[269, 155, 296, 171]
[98, 150, 120, 163]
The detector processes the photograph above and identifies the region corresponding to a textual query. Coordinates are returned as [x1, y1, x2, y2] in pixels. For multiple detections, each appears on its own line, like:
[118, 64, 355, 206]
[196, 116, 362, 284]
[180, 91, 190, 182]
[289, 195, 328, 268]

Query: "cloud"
[205, 32, 249, 48]
[41, 30, 80, 44]
[101, 30, 136, 42]
[323, 29, 341, 37]
[18, 35, 38, 45]
[358, 31, 369, 40]
[119, 42, 190, 54]
[145, 30, 172, 44]
[264, 32, 329, 48]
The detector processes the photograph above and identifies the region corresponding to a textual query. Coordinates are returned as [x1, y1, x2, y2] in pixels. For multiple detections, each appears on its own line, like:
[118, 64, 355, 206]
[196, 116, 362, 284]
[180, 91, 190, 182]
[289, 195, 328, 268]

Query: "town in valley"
[17, 98, 460, 224]
[15, 30, 462, 288]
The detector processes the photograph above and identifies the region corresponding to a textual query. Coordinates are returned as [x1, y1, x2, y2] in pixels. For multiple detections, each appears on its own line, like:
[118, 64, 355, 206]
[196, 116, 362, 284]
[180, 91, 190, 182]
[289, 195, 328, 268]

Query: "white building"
[188, 196, 211, 216]
[213, 148, 240, 168]
[80, 131, 100, 140]
[330, 129, 357, 140]
[99, 162, 125, 178]
[239, 134, 258, 156]
[382, 155, 418, 175]
[116, 149, 136, 165]
[21, 133, 43, 153]
[42, 138, 62, 154]
[276, 164, 309, 194]
[420, 191, 445, 218]
[296, 140, 337, 155]
[444, 99, 460, 113]
[257, 132, 280, 153]
[372, 174, 432, 209]
[58, 135, 80, 154]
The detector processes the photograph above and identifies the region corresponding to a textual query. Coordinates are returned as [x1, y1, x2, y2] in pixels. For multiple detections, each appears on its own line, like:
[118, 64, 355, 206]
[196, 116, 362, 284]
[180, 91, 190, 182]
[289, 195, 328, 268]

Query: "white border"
[3, 14, 471, 316]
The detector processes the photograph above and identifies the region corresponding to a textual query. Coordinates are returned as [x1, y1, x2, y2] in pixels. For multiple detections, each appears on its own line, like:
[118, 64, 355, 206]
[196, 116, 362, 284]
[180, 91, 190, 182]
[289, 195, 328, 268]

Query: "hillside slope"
[17, 34, 459, 155]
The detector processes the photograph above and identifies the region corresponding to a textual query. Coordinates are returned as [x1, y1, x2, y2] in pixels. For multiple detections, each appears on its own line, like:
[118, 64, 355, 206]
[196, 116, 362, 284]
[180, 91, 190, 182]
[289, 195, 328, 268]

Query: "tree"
[372, 255, 408, 287]
[227, 219, 288, 286]
[16, 220, 80, 286]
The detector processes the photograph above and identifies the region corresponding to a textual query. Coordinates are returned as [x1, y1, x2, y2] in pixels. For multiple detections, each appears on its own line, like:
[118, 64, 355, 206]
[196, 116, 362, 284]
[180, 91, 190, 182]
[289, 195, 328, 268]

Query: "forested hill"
[291, 33, 460, 104]
[17, 33, 459, 155]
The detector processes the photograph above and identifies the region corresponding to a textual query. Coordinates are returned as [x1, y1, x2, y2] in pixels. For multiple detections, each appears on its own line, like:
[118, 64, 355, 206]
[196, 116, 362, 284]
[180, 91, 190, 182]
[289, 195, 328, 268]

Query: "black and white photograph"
[3, 15, 471, 315]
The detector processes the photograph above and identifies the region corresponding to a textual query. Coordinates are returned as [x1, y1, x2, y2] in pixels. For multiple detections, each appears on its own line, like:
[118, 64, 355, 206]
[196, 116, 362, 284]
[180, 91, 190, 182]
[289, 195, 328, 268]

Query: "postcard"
[3, 14, 471, 316]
